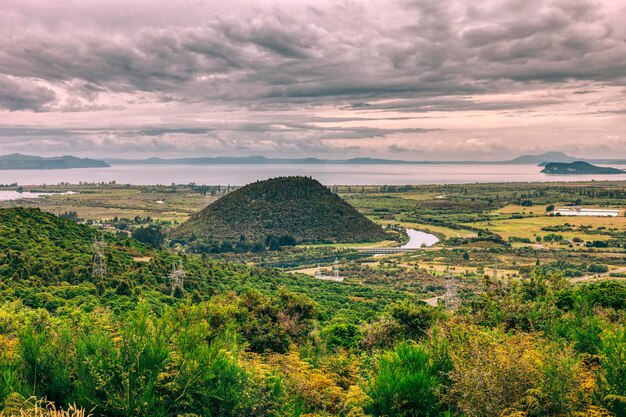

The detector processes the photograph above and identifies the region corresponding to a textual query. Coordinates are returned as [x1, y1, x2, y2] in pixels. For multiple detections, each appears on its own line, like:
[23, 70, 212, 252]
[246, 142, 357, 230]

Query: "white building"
[553, 207, 620, 217]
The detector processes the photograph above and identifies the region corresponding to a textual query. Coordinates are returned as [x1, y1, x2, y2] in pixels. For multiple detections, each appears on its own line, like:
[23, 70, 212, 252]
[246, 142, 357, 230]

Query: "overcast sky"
[1, 0, 625, 160]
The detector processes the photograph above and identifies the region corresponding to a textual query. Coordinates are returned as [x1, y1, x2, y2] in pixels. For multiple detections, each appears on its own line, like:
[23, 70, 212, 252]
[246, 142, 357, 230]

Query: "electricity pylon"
[444, 267, 460, 311]
[92, 235, 107, 291]
[169, 259, 186, 296]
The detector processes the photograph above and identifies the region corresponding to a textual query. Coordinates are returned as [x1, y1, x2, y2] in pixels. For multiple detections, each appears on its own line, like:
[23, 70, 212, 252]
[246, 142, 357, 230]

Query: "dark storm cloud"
[0, 120, 438, 159]
[1, 0, 624, 112]
[0, 75, 56, 111]
[344, 97, 563, 113]
[459, 1, 626, 83]
[388, 144, 412, 153]
[138, 128, 217, 136]
[0, 123, 438, 143]
[0, 128, 82, 137]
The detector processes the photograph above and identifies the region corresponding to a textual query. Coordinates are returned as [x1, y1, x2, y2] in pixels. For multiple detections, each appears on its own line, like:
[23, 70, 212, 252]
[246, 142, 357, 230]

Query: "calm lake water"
[2, 164, 626, 186]
[401, 229, 440, 249]
[0, 190, 76, 201]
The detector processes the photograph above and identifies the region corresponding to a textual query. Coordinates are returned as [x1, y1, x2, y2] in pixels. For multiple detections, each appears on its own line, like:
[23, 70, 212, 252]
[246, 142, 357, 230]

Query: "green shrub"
[364, 342, 443, 417]
[322, 323, 361, 350]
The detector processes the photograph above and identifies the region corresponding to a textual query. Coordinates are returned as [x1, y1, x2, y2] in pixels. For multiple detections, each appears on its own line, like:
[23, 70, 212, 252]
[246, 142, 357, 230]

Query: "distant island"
[0, 154, 110, 170]
[541, 161, 626, 175]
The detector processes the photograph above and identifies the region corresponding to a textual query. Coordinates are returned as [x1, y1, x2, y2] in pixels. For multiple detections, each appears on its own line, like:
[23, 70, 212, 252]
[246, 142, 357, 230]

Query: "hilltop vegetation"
[173, 176, 387, 244]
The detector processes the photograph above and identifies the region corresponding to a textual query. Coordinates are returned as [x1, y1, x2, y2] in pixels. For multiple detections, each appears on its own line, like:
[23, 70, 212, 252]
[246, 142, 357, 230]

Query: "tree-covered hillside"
[0, 208, 146, 285]
[172, 176, 388, 243]
[0, 207, 410, 319]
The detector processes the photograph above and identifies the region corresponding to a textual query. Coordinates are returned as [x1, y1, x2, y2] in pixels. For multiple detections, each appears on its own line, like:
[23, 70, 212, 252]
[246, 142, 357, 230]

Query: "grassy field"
[469, 215, 623, 241]
[495, 203, 624, 215]
[0, 184, 219, 222]
[389, 192, 442, 201]
[495, 204, 554, 215]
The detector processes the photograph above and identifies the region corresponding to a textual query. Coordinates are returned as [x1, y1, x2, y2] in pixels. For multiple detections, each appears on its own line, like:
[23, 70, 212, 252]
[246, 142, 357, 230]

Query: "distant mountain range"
[509, 151, 580, 164]
[105, 152, 626, 166]
[3, 152, 626, 169]
[0, 154, 110, 170]
[104, 156, 420, 165]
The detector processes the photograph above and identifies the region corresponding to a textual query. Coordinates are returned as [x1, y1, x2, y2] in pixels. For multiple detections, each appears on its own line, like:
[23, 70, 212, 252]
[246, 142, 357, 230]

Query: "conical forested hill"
[172, 176, 387, 243]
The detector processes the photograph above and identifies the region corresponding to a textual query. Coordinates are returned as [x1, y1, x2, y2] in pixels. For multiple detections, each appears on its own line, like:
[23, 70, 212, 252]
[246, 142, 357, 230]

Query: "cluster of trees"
[529, 260, 610, 278]
[587, 240, 610, 248]
[444, 233, 508, 247]
[541, 224, 573, 232]
[188, 183, 229, 196]
[59, 211, 82, 222]
[131, 225, 165, 248]
[107, 216, 162, 235]
[540, 233, 565, 242]
[183, 238, 266, 254]
[180, 234, 298, 254]
[509, 236, 532, 243]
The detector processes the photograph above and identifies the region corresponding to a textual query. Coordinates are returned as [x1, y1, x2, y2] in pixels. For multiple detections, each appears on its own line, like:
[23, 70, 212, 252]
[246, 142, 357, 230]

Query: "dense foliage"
[1, 206, 626, 416]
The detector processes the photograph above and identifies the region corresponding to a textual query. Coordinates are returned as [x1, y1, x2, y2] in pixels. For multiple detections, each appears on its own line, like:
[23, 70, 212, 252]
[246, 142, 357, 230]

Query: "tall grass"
[0, 397, 90, 417]
[5, 303, 251, 417]
[74, 305, 170, 417]
[598, 326, 626, 415]
[0, 356, 26, 406]
[18, 325, 74, 406]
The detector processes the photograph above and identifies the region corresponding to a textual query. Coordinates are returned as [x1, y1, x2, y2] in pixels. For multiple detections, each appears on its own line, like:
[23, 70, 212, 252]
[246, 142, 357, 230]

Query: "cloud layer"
[0, 0, 625, 159]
